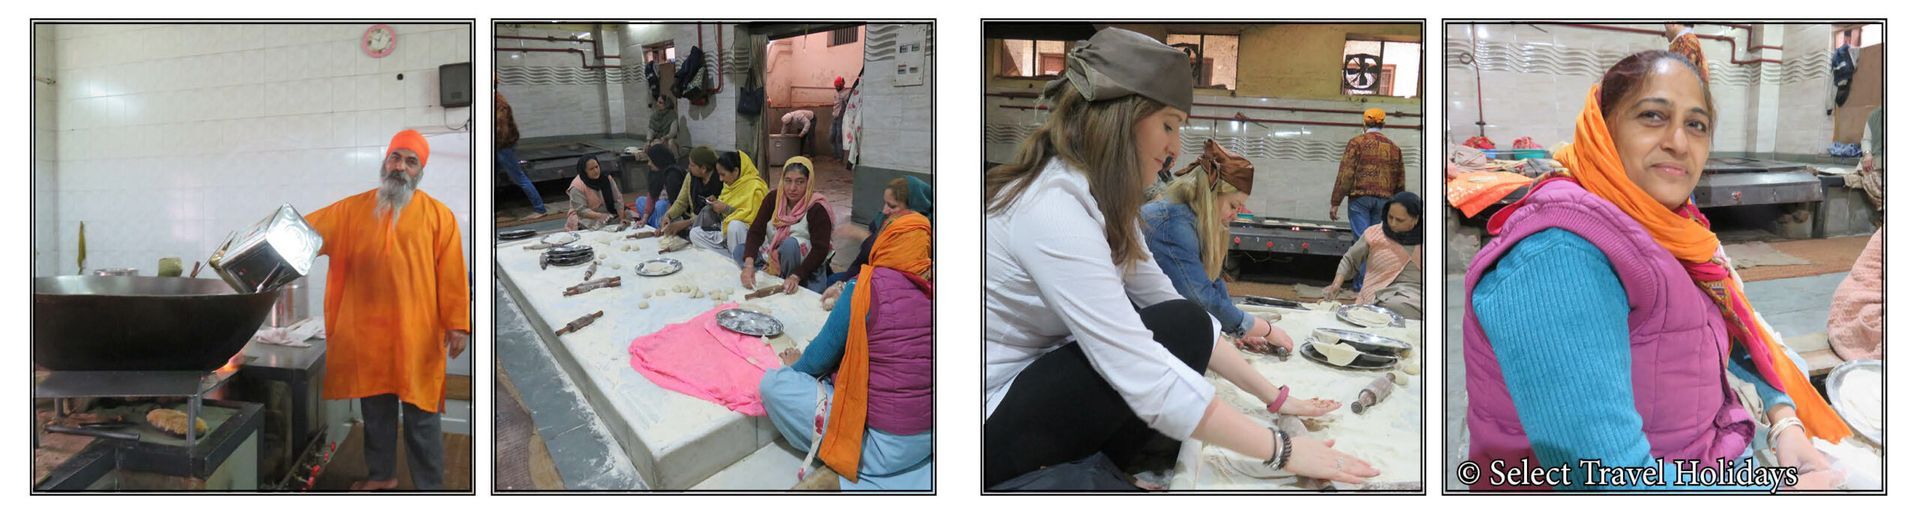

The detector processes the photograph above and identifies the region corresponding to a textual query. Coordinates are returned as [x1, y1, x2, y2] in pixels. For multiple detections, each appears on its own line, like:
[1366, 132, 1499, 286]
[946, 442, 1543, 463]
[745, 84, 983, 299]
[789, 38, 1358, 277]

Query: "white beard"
[375, 169, 420, 222]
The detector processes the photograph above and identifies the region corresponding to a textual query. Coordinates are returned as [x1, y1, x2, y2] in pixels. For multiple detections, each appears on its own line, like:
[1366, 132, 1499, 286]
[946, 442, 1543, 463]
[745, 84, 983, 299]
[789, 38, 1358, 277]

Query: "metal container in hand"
[265, 276, 309, 328]
[210, 204, 324, 294]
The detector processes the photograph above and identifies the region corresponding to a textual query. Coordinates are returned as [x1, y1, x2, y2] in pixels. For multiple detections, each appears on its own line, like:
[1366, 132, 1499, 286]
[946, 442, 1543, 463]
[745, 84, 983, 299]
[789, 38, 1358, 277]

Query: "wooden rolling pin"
[555, 311, 605, 336]
[744, 285, 784, 300]
[564, 277, 621, 296]
[583, 261, 600, 281]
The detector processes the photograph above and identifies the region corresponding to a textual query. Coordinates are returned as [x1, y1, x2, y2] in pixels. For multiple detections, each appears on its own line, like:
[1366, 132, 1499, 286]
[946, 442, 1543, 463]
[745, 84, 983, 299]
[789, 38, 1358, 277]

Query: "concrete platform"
[693, 440, 807, 490]
[495, 281, 647, 491]
[496, 227, 832, 490]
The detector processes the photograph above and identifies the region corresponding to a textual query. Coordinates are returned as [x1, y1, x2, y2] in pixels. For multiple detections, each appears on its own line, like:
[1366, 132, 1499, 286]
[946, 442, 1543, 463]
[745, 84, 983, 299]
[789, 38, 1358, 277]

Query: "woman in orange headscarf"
[1461, 50, 1847, 490]
[758, 208, 932, 490]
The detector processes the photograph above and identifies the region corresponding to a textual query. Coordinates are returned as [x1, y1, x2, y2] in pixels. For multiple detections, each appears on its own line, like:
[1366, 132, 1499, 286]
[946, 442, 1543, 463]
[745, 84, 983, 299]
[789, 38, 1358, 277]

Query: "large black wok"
[34, 276, 279, 371]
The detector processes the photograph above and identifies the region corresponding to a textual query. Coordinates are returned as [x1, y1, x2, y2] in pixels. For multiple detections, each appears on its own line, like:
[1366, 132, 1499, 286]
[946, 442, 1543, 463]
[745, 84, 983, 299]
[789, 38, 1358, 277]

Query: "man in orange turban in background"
[306, 129, 471, 490]
[1329, 107, 1405, 292]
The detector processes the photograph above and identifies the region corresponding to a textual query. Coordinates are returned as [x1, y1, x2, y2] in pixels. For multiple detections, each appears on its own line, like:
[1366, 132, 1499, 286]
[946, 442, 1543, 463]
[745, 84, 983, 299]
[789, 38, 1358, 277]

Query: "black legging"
[984, 299, 1215, 488]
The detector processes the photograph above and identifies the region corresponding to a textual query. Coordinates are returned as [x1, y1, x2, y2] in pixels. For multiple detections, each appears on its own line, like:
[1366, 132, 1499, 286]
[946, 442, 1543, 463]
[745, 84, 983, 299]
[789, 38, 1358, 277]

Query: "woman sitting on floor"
[760, 209, 933, 490]
[564, 155, 633, 231]
[737, 157, 835, 294]
[688, 150, 768, 258]
[1321, 191, 1424, 320]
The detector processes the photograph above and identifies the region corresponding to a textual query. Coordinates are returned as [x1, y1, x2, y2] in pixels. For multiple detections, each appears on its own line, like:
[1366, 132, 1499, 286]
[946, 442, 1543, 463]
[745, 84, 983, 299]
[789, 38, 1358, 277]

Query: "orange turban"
[386, 129, 431, 168]
[1363, 108, 1386, 126]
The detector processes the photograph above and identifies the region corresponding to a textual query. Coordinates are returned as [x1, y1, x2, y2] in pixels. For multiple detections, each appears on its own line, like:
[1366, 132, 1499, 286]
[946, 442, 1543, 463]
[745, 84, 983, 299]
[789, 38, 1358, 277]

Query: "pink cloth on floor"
[628, 303, 781, 416]
[1828, 229, 1884, 361]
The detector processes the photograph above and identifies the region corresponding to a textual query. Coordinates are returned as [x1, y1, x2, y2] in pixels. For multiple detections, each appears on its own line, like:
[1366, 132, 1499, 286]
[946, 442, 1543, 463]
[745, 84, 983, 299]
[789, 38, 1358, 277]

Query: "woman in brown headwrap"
[1142, 140, 1341, 419]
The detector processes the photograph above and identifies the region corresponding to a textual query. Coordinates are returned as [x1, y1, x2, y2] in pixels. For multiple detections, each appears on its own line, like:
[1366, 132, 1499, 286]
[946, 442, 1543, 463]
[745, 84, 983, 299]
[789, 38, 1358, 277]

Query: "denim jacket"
[1141, 200, 1253, 336]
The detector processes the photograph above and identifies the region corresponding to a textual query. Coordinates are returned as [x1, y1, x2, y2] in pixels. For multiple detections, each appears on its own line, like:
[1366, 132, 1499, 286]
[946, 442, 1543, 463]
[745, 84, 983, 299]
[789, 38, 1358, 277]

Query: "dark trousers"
[361, 394, 445, 490]
[984, 300, 1214, 487]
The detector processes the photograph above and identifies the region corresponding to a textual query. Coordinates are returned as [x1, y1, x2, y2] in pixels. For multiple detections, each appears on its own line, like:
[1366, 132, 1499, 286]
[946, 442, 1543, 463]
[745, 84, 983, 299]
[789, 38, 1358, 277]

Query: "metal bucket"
[265, 276, 308, 328]
[768, 134, 800, 168]
[210, 204, 324, 294]
[33, 276, 279, 371]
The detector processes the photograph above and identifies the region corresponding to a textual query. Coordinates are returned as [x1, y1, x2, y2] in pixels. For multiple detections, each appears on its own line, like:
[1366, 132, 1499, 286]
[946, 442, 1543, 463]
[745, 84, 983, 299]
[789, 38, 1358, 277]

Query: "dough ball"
[709, 290, 728, 301]
[655, 288, 667, 296]
[1400, 360, 1421, 375]
[610, 263, 623, 270]
[637, 301, 649, 309]
[1390, 372, 1408, 385]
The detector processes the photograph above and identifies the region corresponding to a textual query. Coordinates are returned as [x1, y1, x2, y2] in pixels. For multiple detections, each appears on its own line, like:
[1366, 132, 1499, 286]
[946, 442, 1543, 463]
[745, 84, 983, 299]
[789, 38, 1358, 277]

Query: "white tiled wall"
[855, 24, 934, 175]
[1444, 23, 1838, 157]
[36, 23, 475, 337]
[987, 94, 1422, 222]
[35, 28, 60, 277]
[495, 25, 624, 138]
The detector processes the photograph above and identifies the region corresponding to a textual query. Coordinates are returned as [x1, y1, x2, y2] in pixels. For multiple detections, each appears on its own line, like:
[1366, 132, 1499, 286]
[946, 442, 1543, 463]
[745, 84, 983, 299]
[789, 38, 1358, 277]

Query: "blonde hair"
[1160, 172, 1240, 280]
[985, 83, 1168, 271]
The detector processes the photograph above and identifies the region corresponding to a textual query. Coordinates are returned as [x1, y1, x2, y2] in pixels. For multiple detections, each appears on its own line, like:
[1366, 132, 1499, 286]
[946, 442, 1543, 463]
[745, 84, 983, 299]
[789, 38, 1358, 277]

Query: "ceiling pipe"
[493, 47, 621, 70]
[1722, 24, 1785, 51]
[496, 33, 620, 62]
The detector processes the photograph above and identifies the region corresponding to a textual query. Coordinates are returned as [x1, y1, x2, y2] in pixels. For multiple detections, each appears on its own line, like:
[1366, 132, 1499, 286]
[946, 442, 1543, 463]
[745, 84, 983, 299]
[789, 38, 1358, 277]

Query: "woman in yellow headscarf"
[689, 150, 768, 257]
[1461, 50, 1846, 490]
[759, 209, 932, 490]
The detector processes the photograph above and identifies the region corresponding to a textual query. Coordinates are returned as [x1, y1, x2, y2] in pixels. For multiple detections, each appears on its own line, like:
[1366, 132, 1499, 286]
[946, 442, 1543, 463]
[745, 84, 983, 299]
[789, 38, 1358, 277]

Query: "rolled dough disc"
[1317, 342, 1362, 366]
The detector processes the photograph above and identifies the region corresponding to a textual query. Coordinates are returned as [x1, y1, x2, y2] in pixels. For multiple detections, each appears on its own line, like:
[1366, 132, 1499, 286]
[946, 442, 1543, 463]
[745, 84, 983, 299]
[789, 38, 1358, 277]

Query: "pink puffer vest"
[1461, 178, 1752, 490]
[862, 267, 933, 435]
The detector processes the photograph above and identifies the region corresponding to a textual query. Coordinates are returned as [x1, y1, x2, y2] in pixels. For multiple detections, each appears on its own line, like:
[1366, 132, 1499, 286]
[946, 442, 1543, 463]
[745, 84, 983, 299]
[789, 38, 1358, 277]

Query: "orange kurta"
[306, 189, 471, 413]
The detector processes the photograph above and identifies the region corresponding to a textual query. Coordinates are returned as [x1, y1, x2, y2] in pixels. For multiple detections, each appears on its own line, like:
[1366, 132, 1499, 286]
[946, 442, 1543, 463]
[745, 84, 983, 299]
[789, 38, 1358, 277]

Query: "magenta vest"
[862, 267, 933, 435]
[1461, 179, 1752, 490]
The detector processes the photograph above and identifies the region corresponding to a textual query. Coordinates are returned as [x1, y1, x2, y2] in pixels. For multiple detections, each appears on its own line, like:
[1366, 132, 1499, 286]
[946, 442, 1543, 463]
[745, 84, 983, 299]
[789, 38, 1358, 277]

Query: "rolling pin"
[564, 277, 621, 296]
[1351, 375, 1396, 414]
[583, 261, 600, 281]
[744, 285, 784, 300]
[555, 311, 604, 336]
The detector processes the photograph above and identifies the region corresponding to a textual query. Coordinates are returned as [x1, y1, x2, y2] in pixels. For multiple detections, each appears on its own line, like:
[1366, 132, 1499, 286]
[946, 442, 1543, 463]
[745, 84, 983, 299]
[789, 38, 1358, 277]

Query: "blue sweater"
[1141, 201, 1255, 335]
[1474, 229, 1789, 490]
[792, 278, 857, 377]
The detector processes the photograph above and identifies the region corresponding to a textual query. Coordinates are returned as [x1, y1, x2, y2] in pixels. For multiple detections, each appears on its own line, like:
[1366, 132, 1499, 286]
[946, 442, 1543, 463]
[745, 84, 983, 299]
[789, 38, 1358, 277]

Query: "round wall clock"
[362, 24, 398, 58]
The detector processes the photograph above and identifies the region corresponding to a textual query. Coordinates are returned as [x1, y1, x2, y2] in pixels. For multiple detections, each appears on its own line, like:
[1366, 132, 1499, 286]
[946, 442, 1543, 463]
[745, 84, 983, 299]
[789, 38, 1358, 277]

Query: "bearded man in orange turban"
[306, 129, 471, 490]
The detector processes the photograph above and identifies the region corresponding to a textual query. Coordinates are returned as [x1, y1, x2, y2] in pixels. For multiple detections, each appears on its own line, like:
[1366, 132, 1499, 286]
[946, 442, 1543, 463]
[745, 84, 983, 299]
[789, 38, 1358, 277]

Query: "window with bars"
[831, 27, 860, 47]
[644, 42, 676, 63]
[1166, 34, 1239, 90]
[995, 39, 1071, 78]
[1342, 39, 1420, 98]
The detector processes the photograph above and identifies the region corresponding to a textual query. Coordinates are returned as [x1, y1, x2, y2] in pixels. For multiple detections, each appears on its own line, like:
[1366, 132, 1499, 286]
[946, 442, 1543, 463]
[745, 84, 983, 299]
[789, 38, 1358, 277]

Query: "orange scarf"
[818, 211, 932, 481]
[1559, 85, 1849, 443]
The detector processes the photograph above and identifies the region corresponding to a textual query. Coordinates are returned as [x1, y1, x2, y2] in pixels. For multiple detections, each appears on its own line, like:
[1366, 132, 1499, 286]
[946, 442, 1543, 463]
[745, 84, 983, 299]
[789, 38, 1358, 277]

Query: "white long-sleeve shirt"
[985, 158, 1218, 439]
